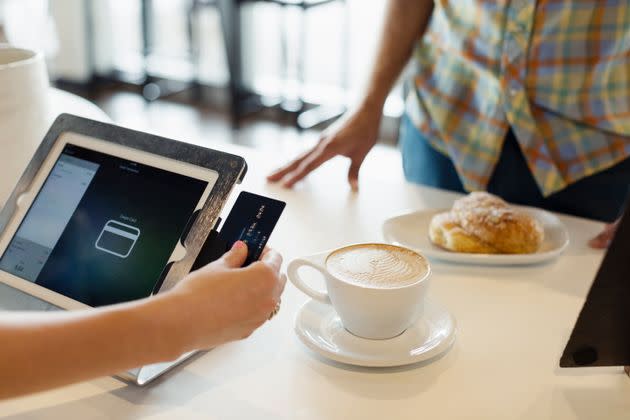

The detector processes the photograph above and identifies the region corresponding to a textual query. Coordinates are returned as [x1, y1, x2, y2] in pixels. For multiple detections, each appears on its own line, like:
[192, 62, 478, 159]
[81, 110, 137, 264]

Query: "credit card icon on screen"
[95, 220, 141, 258]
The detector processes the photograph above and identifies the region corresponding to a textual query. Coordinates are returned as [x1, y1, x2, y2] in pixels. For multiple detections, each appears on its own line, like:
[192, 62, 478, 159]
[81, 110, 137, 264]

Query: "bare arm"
[0, 293, 185, 398]
[268, 0, 434, 189]
[360, 0, 434, 113]
[0, 243, 285, 399]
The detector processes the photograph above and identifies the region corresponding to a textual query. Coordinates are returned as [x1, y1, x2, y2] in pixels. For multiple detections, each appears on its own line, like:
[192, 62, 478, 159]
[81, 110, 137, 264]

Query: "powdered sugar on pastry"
[429, 192, 544, 254]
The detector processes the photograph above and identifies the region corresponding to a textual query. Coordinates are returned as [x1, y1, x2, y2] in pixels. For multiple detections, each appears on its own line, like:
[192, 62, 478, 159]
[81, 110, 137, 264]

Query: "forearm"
[360, 0, 434, 111]
[0, 243, 283, 400]
[0, 292, 187, 399]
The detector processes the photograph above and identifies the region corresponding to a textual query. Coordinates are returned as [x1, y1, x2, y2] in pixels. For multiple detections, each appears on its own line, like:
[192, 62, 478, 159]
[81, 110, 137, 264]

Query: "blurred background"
[0, 0, 403, 153]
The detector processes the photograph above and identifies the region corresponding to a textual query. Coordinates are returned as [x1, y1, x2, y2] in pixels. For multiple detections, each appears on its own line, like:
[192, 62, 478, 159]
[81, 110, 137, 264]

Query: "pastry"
[429, 192, 544, 254]
[452, 191, 508, 212]
[429, 212, 499, 254]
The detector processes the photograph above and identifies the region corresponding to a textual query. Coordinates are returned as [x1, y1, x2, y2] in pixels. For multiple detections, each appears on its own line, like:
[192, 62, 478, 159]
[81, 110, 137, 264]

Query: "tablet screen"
[0, 144, 208, 306]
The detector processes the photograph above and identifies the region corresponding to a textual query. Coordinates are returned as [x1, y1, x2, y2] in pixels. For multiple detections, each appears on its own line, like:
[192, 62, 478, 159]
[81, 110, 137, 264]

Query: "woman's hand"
[267, 105, 383, 191]
[588, 219, 620, 249]
[0, 241, 285, 399]
[171, 241, 286, 352]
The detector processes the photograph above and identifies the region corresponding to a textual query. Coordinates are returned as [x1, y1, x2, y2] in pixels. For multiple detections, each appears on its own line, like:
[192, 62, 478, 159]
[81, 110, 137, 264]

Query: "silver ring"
[268, 302, 281, 320]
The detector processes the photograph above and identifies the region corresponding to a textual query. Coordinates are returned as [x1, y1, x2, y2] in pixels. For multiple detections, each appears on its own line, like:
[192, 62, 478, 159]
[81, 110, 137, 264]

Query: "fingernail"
[232, 241, 246, 250]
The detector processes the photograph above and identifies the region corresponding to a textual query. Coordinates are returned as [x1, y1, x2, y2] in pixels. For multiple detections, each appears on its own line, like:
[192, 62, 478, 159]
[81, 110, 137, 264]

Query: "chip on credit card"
[218, 191, 286, 266]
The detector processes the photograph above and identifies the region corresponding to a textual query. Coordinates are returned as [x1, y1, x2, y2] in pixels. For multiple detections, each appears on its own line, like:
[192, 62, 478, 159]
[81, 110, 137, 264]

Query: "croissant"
[430, 192, 544, 254]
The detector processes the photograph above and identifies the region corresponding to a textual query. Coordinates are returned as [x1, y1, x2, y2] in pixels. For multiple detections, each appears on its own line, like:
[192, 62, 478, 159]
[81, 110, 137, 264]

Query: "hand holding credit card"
[218, 192, 286, 266]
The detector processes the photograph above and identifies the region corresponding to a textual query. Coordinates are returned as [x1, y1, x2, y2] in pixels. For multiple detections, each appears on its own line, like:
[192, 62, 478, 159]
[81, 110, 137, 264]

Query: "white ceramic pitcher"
[0, 44, 50, 207]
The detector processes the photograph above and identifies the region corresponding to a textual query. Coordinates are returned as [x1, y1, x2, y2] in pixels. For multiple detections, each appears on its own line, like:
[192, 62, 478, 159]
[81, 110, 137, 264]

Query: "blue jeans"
[399, 115, 630, 222]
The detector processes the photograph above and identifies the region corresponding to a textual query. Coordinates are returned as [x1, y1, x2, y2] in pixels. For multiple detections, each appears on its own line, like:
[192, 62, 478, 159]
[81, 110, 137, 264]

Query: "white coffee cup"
[0, 44, 50, 206]
[288, 243, 431, 339]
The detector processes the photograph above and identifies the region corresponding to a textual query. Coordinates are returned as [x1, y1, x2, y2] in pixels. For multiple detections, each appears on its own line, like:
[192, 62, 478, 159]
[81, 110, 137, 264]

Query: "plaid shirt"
[405, 0, 630, 196]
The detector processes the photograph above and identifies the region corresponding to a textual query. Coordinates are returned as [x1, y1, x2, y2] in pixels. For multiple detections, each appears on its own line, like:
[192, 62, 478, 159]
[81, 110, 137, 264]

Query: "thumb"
[218, 241, 248, 268]
[348, 159, 364, 192]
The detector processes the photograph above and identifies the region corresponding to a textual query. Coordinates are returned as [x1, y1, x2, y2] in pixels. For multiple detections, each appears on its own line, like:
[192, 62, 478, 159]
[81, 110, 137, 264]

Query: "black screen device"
[0, 114, 248, 308]
[218, 191, 286, 266]
[0, 144, 209, 306]
[560, 200, 630, 368]
[0, 114, 250, 386]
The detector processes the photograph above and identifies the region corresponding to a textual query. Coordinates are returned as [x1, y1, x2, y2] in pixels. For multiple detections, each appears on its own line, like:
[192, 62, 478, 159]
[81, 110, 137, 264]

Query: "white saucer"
[294, 298, 456, 367]
[382, 207, 570, 266]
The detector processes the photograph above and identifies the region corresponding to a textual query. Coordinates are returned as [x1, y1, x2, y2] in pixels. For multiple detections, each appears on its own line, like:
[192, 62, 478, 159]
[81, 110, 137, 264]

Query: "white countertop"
[47, 88, 110, 122]
[0, 97, 628, 419]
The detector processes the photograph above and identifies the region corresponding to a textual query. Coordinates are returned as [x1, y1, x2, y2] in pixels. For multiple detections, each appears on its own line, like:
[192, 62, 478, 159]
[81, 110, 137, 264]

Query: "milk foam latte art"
[326, 244, 428, 288]
[288, 243, 431, 339]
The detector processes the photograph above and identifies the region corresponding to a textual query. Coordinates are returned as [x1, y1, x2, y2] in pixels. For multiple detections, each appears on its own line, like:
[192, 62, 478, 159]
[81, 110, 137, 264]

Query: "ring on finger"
[268, 301, 281, 320]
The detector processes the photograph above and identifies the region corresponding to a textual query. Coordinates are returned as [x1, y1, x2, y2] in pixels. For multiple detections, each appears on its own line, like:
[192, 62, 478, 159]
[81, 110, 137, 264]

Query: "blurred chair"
[137, 0, 197, 101]
[190, 0, 348, 129]
[113, 0, 347, 129]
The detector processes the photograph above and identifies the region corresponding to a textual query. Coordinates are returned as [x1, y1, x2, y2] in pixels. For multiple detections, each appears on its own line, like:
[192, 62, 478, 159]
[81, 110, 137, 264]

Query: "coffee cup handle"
[287, 255, 332, 305]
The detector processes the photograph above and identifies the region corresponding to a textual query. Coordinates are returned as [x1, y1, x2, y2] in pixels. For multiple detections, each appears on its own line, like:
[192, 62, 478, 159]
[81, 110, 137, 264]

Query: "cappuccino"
[289, 243, 432, 338]
[326, 244, 428, 289]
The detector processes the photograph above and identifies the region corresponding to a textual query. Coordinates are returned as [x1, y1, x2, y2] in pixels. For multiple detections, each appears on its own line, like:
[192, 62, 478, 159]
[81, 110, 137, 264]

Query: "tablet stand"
[190, 220, 228, 271]
[118, 218, 228, 385]
[0, 114, 249, 386]
[0, 219, 231, 385]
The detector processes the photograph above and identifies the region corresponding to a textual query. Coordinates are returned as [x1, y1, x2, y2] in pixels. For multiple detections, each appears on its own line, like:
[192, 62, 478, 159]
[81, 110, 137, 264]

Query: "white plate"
[294, 298, 456, 367]
[382, 207, 570, 265]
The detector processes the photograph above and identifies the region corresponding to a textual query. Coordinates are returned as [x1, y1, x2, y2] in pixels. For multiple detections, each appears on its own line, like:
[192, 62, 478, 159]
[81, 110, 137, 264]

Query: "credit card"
[218, 191, 286, 266]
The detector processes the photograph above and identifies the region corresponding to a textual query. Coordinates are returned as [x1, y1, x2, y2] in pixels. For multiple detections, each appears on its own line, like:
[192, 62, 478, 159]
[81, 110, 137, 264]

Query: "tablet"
[0, 114, 247, 311]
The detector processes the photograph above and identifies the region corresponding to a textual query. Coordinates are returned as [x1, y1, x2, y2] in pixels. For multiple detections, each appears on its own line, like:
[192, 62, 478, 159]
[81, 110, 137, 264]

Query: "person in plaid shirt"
[268, 0, 627, 247]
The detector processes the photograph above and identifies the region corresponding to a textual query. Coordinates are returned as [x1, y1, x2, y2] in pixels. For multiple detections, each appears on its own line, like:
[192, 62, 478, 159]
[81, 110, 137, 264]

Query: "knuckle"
[254, 262, 276, 279]
[247, 263, 277, 290]
[248, 260, 264, 271]
[257, 297, 276, 316]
